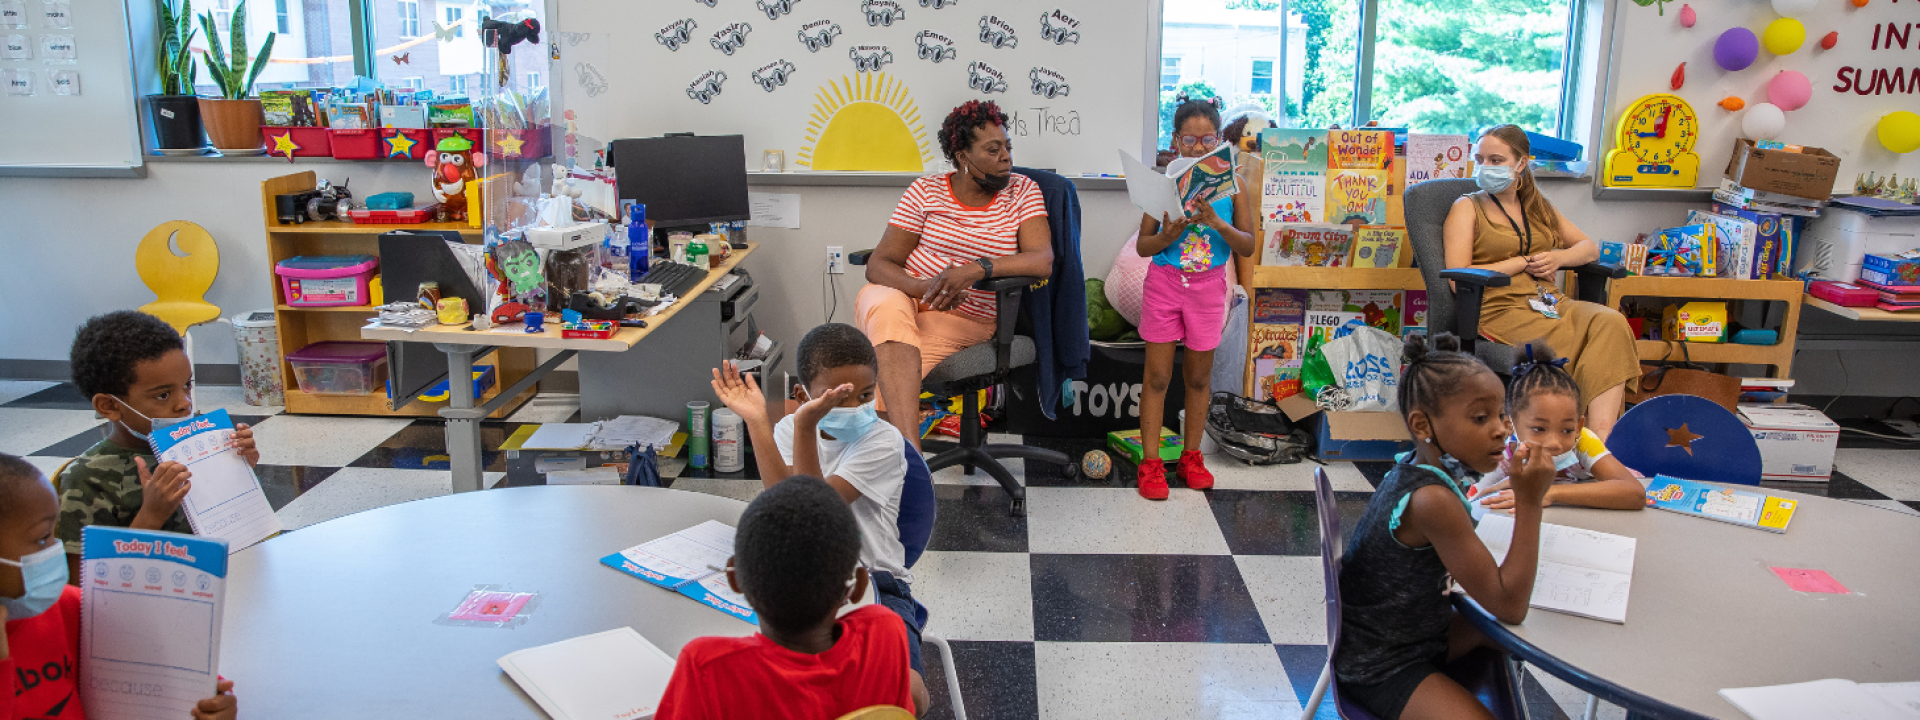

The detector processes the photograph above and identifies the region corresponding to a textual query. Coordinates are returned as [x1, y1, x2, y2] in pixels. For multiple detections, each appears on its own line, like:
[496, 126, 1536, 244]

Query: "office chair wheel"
[1009, 497, 1025, 517]
[1061, 462, 1080, 481]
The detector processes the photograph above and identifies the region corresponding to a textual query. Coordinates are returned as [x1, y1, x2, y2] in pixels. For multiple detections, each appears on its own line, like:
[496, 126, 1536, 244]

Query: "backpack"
[1205, 392, 1312, 465]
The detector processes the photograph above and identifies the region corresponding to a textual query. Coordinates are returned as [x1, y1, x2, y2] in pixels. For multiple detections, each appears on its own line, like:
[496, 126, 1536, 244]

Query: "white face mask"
[1476, 164, 1516, 194]
[1552, 447, 1580, 472]
[112, 395, 194, 444]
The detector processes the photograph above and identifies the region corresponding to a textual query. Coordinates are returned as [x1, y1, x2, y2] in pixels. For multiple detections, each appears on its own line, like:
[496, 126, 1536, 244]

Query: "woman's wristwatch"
[974, 257, 994, 279]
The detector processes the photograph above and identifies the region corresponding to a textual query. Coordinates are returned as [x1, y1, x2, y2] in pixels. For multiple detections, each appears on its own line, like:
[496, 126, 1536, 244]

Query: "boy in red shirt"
[0, 453, 237, 720]
[655, 476, 915, 719]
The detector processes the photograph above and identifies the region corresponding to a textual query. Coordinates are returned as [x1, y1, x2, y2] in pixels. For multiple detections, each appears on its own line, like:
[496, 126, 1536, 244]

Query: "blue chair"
[1301, 467, 1527, 720]
[893, 443, 968, 720]
[1606, 394, 1762, 486]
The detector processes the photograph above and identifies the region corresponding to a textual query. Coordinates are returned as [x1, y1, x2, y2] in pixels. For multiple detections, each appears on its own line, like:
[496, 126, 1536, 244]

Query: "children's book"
[499, 628, 679, 720]
[1644, 475, 1798, 532]
[1402, 291, 1428, 338]
[1720, 679, 1920, 720]
[1250, 323, 1304, 401]
[1329, 129, 1393, 170]
[1326, 169, 1390, 225]
[1473, 513, 1636, 624]
[1351, 226, 1408, 268]
[1404, 134, 1471, 184]
[1260, 128, 1329, 224]
[1685, 210, 1758, 280]
[1120, 145, 1240, 221]
[601, 520, 758, 624]
[146, 409, 282, 553]
[79, 526, 229, 720]
[1263, 223, 1353, 267]
[1251, 288, 1308, 325]
[1343, 290, 1405, 335]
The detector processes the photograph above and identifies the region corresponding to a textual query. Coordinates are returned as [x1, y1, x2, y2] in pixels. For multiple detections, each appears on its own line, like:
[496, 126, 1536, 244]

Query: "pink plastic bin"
[276, 254, 379, 307]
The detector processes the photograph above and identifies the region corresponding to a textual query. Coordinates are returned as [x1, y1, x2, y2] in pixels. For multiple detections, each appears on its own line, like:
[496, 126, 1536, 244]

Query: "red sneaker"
[1179, 450, 1215, 490]
[1136, 460, 1169, 500]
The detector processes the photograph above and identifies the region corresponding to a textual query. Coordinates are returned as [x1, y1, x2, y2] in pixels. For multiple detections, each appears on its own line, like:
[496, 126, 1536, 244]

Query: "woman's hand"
[1525, 250, 1567, 280]
[921, 261, 987, 312]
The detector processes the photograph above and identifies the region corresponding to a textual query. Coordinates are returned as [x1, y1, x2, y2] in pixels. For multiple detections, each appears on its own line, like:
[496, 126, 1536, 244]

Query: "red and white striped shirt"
[887, 172, 1048, 322]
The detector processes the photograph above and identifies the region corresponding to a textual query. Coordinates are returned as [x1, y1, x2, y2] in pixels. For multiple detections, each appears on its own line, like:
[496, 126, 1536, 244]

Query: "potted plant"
[195, 0, 274, 152]
[148, 0, 204, 150]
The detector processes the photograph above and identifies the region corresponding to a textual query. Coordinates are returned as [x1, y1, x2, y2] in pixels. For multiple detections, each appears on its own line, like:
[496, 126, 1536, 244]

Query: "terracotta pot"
[199, 98, 264, 151]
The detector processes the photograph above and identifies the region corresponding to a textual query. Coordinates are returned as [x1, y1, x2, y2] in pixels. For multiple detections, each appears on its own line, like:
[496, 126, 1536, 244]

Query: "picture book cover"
[1262, 223, 1352, 267]
[1305, 309, 1364, 347]
[1645, 476, 1797, 532]
[1307, 290, 1347, 312]
[1351, 226, 1408, 268]
[1405, 134, 1472, 184]
[1343, 290, 1405, 336]
[1330, 129, 1393, 170]
[1170, 143, 1240, 215]
[1260, 128, 1329, 224]
[1250, 323, 1305, 401]
[1403, 291, 1428, 337]
[1252, 288, 1308, 324]
[1327, 169, 1391, 225]
[1686, 210, 1757, 280]
[1599, 240, 1625, 268]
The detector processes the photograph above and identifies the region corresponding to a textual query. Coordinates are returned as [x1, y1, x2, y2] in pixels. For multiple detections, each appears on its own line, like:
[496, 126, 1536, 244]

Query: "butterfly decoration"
[559, 31, 589, 45]
[433, 20, 458, 42]
[391, 52, 410, 65]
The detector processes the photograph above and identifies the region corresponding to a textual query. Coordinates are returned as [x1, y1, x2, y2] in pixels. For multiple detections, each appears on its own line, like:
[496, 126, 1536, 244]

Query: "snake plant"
[156, 0, 197, 95]
[197, 0, 275, 99]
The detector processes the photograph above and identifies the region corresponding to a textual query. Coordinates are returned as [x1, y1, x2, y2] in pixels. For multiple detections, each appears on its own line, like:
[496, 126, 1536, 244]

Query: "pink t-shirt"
[887, 172, 1047, 322]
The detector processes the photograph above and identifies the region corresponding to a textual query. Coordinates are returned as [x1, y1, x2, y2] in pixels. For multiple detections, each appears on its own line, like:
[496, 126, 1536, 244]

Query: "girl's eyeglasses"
[1179, 134, 1220, 149]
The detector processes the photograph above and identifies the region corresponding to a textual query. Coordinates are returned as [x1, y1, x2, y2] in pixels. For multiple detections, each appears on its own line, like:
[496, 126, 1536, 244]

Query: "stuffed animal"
[427, 134, 486, 221]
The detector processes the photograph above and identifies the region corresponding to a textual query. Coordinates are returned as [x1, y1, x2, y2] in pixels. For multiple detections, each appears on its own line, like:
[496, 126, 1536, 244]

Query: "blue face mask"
[816, 401, 881, 441]
[112, 395, 193, 445]
[1476, 164, 1515, 194]
[0, 543, 69, 620]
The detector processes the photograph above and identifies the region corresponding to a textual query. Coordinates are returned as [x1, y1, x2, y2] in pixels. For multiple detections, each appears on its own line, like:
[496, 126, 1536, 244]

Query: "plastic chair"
[1605, 394, 1762, 485]
[1300, 467, 1527, 720]
[835, 706, 916, 720]
[135, 221, 222, 395]
[894, 443, 968, 720]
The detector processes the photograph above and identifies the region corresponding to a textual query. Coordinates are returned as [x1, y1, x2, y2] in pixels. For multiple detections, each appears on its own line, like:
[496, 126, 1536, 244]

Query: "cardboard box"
[1662, 301, 1728, 343]
[1107, 428, 1183, 465]
[1861, 251, 1920, 287]
[1724, 138, 1842, 202]
[1739, 403, 1839, 482]
[1278, 394, 1413, 462]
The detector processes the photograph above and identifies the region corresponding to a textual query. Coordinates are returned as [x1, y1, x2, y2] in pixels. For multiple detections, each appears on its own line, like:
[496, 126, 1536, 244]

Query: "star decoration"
[494, 134, 527, 156]
[1665, 423, 1704, 455]
[269, 132, 301, 162]
[384, 131, 417, 158]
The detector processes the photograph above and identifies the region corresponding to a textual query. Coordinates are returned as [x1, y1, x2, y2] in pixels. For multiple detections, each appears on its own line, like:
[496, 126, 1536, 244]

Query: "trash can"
[229, 310, 286, 407]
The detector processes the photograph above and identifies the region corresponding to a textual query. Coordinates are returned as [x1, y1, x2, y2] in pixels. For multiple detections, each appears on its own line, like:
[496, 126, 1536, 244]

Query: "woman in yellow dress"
[1443, 125, 1640, 437]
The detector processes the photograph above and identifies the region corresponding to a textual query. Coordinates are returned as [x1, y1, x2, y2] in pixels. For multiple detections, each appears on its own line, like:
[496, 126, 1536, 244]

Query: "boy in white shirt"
[711, 323, 928, 716]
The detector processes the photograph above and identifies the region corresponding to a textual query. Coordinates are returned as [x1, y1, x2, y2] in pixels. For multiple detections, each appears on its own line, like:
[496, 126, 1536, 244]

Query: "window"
[273, 0, 289, 33]
[525, 71, 542, 90]
[193, 0, 351, 94]
[1251, 58, 1274, 95]
[448, 74, 468, 95]
[1160, 56, 1182, 91]
[213, 0, 231, 35]
[396, 0, 419, 38]
[1366, 0, 1577, 135]
[445, 7, 463, 38]
[395, 76, 425, 90]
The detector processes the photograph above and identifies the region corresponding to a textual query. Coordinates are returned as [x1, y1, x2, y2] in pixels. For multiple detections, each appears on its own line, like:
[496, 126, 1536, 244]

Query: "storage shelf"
[275, 304, 379, 313]
[1605, 276, 1804, 378]
[266, 220, 481, 235]
[1803, 295, 1920, 323]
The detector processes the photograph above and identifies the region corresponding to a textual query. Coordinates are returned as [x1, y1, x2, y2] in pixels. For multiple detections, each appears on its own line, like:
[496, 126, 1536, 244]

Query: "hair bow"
[1510, 344, 1569, 377]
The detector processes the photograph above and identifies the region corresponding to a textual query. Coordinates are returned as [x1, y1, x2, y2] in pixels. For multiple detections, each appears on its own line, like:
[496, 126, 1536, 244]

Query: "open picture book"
[1473, 513, 1637, 624]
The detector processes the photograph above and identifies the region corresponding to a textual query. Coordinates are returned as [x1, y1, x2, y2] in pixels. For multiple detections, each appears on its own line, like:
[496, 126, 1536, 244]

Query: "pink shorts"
[1139, 263, 1228, 351]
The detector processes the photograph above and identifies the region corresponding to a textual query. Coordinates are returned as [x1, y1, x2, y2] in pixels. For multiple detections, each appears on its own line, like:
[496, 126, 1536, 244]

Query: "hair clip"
[1209, 97, 1224, 109]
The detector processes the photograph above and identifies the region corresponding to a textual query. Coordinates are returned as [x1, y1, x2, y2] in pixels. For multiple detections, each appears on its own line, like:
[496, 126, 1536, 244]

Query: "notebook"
[146, 409, 281, 552]
[499, 627, 679, 720]
[1720, 679, 1920, 720]
[79, 526, 229, 720]
[1644, 476, 1798, 533]
[601, 520, 757, 624]
[1473, 513, 1637, 624]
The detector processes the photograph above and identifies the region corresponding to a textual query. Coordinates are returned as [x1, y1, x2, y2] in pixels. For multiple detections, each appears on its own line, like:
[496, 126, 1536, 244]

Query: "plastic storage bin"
[276, 255, 379, 307]
[228, 310, 285, 407]
[286, 342, 388, 396]
[261, 126, 332, 158]
[329, 128, 382, 159]
[380, 128, 431, 160]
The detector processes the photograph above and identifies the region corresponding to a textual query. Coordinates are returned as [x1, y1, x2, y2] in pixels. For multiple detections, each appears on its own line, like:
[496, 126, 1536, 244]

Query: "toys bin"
[286, 342, 388, 396]
[276, 254, 379, 307]
[329, 128, 382, 160]
[261, 126, 332, 158]
[379, 127, 431, 160]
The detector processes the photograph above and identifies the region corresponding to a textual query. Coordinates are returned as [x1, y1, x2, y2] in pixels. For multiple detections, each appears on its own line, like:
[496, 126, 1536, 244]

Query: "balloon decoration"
[1852, 0, 1868, 6]
[1743, 102, 1787, 139]
[1715, 28, 1760, 70]
[1879, 111, 1920, 154]
[1672, 62, 1687, 90]
[1821, 31, 1839, 50]
[1719, 96, 1747, 111]
[1768, 71, 1812, 111]
[1763, 18, 1806, 55]
[1770, 0, 1819, 16]
[1680, 3, 1697, 27]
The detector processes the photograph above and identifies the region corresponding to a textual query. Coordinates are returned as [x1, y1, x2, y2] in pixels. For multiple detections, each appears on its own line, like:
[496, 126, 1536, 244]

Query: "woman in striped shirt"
[857, 100, 1055, 448]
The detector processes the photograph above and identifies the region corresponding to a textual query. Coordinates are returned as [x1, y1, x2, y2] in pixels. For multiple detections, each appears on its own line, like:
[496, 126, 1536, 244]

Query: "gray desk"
[220, 486, 757, 719]
[1456, 490, 1920, 719]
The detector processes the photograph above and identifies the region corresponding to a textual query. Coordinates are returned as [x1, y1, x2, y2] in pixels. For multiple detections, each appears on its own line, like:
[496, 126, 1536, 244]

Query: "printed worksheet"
[146, 410, 282, 552]
[499, 628, 679, 720]
[600, 520, 759, 624]
[1475, 514, 1637, 623]
[79, 527, 229, 720]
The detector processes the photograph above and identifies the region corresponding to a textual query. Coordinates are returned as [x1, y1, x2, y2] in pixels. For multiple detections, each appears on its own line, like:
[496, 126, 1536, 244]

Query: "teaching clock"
[1603, 93, 1701, 189]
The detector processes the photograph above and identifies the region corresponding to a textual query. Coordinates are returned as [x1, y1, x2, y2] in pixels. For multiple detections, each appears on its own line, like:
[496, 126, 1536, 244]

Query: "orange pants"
[856, 284, 996, 376]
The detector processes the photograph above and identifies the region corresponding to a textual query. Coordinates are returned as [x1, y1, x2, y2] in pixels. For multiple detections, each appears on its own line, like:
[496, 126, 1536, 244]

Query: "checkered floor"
[7, 378, 1918, 719]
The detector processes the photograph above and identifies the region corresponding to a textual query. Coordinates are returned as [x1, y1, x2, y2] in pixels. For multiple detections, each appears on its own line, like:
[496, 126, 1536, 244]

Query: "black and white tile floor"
[6, 378, 1917, 719]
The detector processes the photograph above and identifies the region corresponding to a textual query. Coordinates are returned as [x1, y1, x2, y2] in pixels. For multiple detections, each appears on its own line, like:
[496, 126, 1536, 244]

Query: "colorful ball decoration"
[1771, 0, 1820, 17]
[1743, 102, 1788, 139]
[1715, 28, 1761, 70]
[1080, 450, 1113, 480]
[1764, 18, 1807, 55]
[1767, 71, 1813, 111]
[1879, 111, 1920, 154]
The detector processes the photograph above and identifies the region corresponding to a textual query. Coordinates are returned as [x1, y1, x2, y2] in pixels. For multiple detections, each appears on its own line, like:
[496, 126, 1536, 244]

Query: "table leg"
[436, 343, 485, 493]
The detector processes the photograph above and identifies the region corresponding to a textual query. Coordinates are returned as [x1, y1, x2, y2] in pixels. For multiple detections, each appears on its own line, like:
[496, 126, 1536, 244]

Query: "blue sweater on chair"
[1012, 167, 1090, 420]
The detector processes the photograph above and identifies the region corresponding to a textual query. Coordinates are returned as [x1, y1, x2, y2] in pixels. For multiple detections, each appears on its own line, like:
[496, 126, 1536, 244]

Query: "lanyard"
[1488, 194, 1532, 258]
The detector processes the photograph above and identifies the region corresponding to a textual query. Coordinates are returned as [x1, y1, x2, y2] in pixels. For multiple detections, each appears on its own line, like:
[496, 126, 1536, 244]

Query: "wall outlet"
[827, 246, 845, 274]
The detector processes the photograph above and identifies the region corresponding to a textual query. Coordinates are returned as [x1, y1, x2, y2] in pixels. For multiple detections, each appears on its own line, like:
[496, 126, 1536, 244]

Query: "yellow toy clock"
[1604, 93, 1701, 188]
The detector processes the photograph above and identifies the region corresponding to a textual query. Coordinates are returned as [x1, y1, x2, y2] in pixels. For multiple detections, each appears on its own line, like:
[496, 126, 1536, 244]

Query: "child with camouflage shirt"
[54, 312, 259, 583]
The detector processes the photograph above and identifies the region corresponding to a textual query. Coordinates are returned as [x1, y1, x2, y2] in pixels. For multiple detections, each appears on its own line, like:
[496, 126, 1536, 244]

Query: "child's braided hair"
[1397, 332, 1493, 419]
[1505, 340, 1580, 415]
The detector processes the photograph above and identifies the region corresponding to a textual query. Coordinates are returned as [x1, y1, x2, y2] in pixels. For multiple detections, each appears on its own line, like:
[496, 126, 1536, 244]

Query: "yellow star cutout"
[494, 134, 526, 156]
[269, 132, 301, 161]
[385, 131, 417, 158]
[1665, 423, 1704, 455]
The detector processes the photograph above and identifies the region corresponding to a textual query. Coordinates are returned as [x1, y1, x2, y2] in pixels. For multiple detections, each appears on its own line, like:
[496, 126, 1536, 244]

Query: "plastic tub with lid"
[276, 255, 379, 307]
[285, 341, 388, 396]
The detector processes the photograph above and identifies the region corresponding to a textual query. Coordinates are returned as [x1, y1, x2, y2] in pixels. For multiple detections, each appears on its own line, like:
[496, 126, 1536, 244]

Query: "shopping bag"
[1626, 341, 1740, 412]
[1320, 326, 1402, 413]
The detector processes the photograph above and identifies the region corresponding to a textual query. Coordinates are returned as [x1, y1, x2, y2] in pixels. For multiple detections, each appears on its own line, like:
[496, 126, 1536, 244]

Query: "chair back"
[135, 221, 223, 335]
[51, 458, 74, 494]
[834, 705, 916, 720]
[895, 442, 937, 568]
[1405, 178, 1480, 341]
[1312, 467, 1345, 654]
[1606, 394, 1763, 485]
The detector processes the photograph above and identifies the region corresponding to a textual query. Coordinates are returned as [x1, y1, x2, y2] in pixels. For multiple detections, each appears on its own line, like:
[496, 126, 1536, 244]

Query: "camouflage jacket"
[55, 437, 191, 553]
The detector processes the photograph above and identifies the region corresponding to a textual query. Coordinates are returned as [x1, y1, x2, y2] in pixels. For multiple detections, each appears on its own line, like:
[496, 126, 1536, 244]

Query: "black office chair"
[1405, 178, 1626, 373]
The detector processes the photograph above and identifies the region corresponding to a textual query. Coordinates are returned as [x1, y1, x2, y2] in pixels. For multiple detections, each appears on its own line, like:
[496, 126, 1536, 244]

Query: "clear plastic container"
[285, 341, 389, 396]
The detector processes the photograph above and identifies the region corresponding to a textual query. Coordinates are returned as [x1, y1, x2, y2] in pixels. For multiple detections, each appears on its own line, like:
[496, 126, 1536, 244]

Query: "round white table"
[1456, 489, 1920, 719]
[219, 486, 757, 719]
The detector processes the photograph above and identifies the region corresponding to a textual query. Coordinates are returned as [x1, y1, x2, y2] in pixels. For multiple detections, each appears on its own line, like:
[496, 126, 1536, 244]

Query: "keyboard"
[636, 261, 708, 298]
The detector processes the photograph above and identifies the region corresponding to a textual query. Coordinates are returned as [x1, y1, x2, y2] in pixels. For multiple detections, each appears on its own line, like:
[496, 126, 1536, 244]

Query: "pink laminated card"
[1770, 567, 1850, 594]
[450, 590, 534, 621]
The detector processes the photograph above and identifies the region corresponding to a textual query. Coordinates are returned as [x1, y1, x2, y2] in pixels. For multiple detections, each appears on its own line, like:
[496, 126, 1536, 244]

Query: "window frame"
[1250, 57, 1273, 96]
[397, 0, 420, 38]
[1160, 55, 1182, 92]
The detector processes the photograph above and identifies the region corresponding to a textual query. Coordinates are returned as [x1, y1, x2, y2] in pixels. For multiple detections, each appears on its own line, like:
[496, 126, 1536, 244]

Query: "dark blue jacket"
[1013, 167, 1089, 419]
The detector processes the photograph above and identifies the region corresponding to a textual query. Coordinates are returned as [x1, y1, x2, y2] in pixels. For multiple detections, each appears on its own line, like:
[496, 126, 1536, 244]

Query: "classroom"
[0, 0, 1917, 717]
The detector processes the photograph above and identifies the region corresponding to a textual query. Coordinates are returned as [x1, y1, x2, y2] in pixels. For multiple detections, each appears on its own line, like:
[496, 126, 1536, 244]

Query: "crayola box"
[1662, 301, 1727, 343]
[1106, 428, 1182, 464]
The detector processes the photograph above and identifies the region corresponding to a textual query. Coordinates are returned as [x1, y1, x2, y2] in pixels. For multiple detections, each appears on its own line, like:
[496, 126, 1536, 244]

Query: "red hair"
[938, 100, 1008, 163]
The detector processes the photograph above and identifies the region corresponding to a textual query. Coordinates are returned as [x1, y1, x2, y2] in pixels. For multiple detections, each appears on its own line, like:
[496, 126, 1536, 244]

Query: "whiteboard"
[554, 0, 1149, 176]
[0, 0, 144, 175]
[1604, 0, 1917, 193]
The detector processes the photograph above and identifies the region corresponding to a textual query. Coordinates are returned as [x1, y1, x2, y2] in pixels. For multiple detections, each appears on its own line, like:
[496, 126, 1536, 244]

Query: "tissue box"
[1663, 302, 1727, 343]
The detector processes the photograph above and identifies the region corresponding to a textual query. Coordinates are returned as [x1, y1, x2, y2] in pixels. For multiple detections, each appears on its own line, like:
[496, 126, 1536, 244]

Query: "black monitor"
[609, 134, 750, 229]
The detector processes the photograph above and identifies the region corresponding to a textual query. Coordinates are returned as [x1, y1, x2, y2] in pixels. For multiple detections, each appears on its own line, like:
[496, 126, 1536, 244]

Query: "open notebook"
[499, 627, 678, 720]
[600, 520, 757, 624]
[1474, 514, 1637, 624]
[146, 409, 282, 552]
[1721, 679, 1920, 720]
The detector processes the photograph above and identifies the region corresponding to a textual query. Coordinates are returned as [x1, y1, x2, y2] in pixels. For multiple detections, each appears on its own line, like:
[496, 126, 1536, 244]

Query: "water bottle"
[606, 224, 631, 281]
[628, 204, 651, 278]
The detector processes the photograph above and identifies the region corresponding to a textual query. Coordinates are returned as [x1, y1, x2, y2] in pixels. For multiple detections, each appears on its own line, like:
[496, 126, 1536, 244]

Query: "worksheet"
[1721, 679, 1920, 720]
[79, 526, 229, 720]
[1475, 514, 1637, 624]
[146, 409, 281, 552]
[499, 628, 678, 720]
[600, 520, 758, 624]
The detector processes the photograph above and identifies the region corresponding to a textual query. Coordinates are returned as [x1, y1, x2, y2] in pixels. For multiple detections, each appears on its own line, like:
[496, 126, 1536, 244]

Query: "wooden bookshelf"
[1589, 275, 1805, 379]
[260, 170, 536, 418]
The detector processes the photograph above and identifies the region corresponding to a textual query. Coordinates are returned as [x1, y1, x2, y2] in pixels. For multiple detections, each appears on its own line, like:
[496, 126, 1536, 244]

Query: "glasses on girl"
[1179, 134, 1220, 149]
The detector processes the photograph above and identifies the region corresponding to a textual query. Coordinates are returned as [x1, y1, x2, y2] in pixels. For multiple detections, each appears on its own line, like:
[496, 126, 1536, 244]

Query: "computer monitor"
[609, 134, 750, 229]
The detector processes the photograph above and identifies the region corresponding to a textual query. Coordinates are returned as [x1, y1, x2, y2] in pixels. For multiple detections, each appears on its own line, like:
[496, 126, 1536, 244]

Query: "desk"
[360, 242, 756, 492]
[220, 486, 756, 719]
[1455, 490, 1920, 719]
[1804, 294, 1920, 322]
